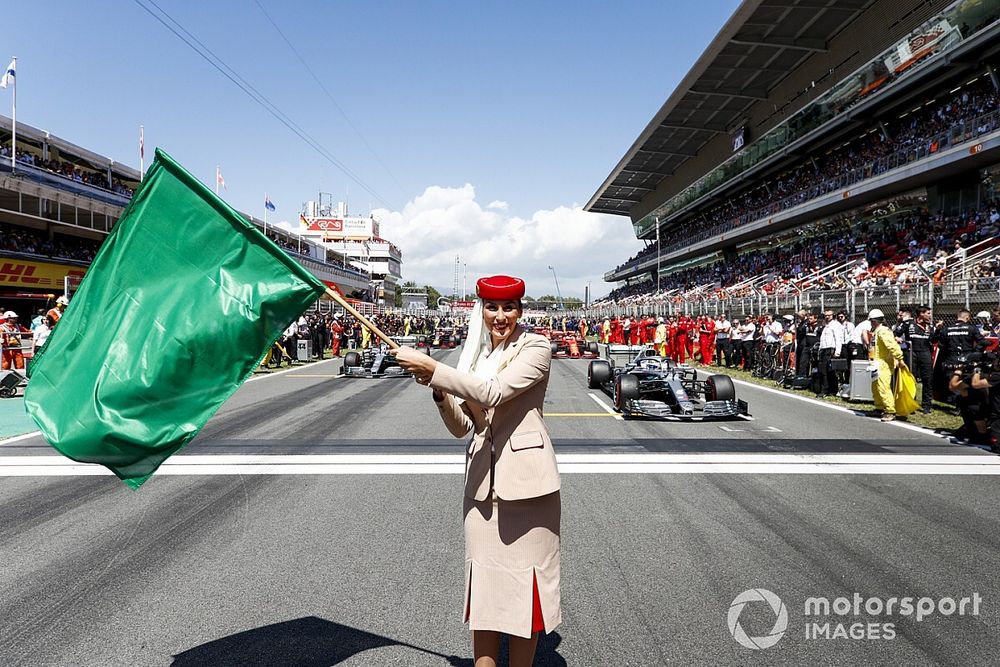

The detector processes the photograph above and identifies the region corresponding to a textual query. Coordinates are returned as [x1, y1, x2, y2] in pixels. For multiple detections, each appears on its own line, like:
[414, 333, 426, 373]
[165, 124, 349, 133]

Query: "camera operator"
[905, 306, 937, 414]
[948, 352, 993, 446]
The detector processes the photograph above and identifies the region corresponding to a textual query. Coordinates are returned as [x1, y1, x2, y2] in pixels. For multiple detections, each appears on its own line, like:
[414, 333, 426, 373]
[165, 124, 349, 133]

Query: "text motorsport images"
[727, 588, 984, 650]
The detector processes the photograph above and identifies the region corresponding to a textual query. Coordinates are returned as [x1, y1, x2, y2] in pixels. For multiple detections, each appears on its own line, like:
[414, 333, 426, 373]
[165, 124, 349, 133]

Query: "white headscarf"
[456, 300, 490, 375]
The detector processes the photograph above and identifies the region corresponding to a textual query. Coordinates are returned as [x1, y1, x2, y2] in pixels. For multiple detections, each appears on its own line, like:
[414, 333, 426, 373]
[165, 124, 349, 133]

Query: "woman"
[393, 275, 560, 667]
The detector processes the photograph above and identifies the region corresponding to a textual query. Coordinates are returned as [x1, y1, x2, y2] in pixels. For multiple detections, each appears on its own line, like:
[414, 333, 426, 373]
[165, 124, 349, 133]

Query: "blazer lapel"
[496, 327, 525, 373]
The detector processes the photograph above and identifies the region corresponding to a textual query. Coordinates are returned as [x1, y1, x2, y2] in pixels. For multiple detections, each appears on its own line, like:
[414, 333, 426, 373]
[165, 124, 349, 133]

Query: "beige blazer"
[430, 325, 560, 501]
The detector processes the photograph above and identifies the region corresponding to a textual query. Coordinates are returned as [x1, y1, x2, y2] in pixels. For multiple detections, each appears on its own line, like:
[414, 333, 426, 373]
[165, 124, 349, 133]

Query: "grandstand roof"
[586, 0, 874, 217]
[0, 114, 140, 180]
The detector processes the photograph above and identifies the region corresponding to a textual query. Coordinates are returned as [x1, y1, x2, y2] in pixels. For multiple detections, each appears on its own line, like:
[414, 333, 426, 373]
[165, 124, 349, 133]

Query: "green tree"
[425, 285, 443, 308]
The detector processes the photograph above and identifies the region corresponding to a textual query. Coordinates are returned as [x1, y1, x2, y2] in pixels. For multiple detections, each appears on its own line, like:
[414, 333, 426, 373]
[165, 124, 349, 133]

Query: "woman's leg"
[509, 632, 540, 667]
[473, 630, 501, 667]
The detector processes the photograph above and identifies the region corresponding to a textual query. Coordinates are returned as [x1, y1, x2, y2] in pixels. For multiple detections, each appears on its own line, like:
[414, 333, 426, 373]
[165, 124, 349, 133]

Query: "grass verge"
[690, 361, 962, 432]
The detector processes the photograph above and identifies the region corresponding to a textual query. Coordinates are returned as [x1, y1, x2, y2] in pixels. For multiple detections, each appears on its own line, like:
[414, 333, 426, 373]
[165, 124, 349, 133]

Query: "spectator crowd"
[1, 146, 135, 197]
[597, 202, 1000, 307]
[611, 77, 1000, 276]
[0, 221, 101, 263]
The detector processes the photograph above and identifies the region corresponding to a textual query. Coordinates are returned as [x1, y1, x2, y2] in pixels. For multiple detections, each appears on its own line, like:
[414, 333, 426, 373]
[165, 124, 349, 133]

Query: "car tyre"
[706, 374, 736, 402]
[588, 360, 612, 389]
[344, 352, 362, 368]
[615, 373, 640, 411]
[587, 341, 599, 355]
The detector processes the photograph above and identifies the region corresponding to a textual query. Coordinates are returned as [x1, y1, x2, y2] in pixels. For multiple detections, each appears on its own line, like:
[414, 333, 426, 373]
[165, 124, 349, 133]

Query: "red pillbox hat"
[476, 275, 525, 301]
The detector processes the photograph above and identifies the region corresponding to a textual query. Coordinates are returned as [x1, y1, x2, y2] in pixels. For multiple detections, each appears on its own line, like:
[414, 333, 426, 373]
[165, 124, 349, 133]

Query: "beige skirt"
[462, 491, 561, 638]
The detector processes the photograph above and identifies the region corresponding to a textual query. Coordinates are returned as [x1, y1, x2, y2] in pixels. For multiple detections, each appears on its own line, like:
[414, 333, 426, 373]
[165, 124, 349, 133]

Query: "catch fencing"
[584, 277, 999, 327]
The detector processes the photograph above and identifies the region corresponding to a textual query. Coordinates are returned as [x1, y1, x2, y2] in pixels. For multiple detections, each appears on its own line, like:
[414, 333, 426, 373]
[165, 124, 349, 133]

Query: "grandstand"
[586, 0, 1000, 319]
[0, 116, 372, 317]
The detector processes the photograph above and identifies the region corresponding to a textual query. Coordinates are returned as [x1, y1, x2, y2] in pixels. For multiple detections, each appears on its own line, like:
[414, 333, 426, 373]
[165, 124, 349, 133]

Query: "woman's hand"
[391, 346, 439, 385]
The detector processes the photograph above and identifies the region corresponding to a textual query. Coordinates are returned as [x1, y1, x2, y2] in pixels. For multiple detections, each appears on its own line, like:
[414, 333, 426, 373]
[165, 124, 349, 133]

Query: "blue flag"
[265, 195, 276, 212]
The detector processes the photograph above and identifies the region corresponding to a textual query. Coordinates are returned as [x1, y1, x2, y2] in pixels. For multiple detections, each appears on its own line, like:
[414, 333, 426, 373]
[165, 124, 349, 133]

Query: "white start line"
[1, 452, 998, 477]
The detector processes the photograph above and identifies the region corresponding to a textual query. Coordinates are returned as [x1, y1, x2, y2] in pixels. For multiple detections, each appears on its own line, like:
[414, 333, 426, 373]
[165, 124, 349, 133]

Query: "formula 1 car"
[537, 328, 599, 359]
[587, 346, 748, 420]
[429, 327, 464, 349]
[342, 336, 430, 378]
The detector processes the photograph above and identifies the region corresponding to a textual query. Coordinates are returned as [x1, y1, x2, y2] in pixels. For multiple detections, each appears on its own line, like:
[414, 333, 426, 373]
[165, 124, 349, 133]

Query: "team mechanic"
[392, 275, 560, 667]
[937, 308, 986, 365]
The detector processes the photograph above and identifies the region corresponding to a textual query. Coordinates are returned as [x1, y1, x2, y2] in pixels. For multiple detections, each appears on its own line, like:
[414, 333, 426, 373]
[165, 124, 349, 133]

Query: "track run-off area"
[2, 348, 1000, 666]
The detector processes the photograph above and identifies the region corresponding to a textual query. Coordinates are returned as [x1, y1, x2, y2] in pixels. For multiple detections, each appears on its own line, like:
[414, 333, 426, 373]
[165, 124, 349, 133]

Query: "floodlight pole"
[547, 265, 565, 310]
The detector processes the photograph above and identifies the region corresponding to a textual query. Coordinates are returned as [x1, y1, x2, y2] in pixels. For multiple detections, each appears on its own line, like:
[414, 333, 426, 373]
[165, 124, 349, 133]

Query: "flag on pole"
[2, 57, 15, 173]
[216, 165, 226, 190]
[0, 58, 14, 88]
[24, 148, 327, 488]
[139, 126, 144, 161]
[265, 194, 275, 212]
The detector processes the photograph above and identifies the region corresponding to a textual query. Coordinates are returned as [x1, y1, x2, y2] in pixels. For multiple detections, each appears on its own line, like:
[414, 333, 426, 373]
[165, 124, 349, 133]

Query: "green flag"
[24, 148, 327, 488]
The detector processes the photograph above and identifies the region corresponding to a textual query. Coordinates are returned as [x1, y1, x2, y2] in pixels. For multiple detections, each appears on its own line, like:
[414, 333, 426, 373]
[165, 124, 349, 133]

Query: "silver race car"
[587, 345, 748, 420]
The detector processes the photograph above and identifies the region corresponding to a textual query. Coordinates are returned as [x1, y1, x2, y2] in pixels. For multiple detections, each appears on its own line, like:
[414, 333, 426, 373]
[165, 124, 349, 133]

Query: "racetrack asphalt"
[2, 349, 999, 666]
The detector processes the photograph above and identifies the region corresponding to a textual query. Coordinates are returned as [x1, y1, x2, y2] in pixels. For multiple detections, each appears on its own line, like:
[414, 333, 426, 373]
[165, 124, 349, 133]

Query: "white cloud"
[373, 184, 644, 299]
[487, 200, 509, 211]
[270, 219, 296, 233]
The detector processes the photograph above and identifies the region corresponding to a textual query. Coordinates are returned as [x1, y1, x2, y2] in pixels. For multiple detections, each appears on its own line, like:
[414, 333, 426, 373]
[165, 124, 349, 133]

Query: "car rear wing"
[602, 343, 659, 368]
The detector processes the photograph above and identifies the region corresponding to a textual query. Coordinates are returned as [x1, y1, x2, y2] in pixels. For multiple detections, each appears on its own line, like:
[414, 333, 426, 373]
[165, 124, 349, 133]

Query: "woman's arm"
[428, 338, 550, 408]
[433, 390, 474, 438]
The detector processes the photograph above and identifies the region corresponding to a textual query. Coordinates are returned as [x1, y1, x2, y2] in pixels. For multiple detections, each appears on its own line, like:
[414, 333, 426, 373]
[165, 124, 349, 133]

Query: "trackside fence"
[585, 277, 1000, 327]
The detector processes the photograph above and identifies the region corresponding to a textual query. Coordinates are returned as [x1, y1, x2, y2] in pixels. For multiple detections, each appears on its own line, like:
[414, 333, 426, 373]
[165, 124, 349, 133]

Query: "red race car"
[542, 329, 599, 359]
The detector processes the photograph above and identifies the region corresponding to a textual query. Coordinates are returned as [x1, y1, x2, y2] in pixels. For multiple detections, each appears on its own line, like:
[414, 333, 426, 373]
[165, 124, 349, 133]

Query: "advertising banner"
[0, 259, 86, 289]
[302, 216, 373, 238]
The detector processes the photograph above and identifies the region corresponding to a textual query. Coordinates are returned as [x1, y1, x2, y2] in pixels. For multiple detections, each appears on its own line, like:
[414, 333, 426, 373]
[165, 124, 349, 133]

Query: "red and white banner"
[301, 216, 373, 238]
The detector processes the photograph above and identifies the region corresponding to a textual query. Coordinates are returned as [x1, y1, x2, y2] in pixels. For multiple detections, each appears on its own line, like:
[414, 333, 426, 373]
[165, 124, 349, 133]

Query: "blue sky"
[6, 0, 740, 297]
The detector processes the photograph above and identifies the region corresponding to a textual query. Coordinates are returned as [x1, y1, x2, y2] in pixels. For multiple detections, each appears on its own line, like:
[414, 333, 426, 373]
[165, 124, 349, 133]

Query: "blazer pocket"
[508, 431, 545, 451]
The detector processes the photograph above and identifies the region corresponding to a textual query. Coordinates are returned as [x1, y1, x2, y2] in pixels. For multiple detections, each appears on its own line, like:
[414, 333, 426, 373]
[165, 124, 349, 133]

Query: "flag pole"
[10, 56, 16, 174]
[323, 286, 397, 349]
[263, 194, 268, 235]
[139, 125, 144, 181]
[215, 165, 220, 195]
